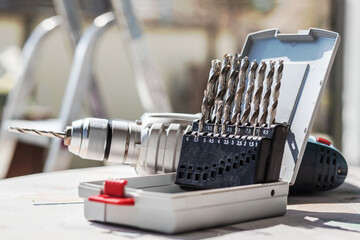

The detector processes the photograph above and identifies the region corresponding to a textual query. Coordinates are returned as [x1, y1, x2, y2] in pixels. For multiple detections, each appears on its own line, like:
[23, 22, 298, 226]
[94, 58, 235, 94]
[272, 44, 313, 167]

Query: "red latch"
[88, 179, 134, 205]
[316, 137, 331, 146]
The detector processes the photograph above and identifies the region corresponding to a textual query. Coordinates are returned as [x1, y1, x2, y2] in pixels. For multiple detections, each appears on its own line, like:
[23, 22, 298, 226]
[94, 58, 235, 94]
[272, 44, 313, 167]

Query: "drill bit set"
[175, 54, 288, 189]
[75, 29, 340, 233]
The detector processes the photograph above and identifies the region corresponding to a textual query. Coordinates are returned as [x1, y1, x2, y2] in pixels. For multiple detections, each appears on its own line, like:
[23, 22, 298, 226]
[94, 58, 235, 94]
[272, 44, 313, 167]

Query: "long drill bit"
[205, 59, 221, 120]
[9, 126, 65, 138]
[199, 90, 208, 132]
[230, 57, 250, 124]
[250, 61, 267, 125]
[212, 54, 232, 122]
[259, 61, 275, 125]
[269, 60, 284, 125]
[8, 126, 71, 146]
[240, 60, 258, 124]
[214, 100, 224, 134]
[222, 54, 242, 132]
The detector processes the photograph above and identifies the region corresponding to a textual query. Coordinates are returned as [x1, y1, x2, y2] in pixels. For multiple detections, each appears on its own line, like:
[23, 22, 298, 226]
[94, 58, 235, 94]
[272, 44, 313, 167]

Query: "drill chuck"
[68, 118, 142, 165]
[67, 114, 197, 174]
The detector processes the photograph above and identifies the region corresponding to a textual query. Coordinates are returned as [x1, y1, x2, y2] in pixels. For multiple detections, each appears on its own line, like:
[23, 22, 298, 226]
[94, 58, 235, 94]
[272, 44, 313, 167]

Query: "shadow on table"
[288, 182, 360, 205]
[90, 208, 360, 240]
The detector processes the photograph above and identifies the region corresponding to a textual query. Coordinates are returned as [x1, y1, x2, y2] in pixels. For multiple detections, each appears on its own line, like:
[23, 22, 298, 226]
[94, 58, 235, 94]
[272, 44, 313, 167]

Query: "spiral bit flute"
[212, 54, 232, 122]
[259, 61, 275, 125]
[9, 127, 65, 138]
[250, 61, 267, 125]
[240, 60, 258, 124]
[9, 126, 71, 146]
[222, 54, 242, 132]
[205, 59, 221, 120]
[230, 57, 250, 124]
[269, 60, 284, 125]
[199, 90, 208, 132]
[214, 100, 224, 134]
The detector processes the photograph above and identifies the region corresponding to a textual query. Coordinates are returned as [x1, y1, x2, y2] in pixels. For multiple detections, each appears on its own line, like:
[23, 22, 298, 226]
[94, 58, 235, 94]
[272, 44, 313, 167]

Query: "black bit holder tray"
[175, 121, 288, 189]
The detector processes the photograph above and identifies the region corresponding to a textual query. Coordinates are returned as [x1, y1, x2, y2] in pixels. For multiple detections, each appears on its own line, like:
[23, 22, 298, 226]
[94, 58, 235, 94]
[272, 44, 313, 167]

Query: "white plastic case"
[78, 28, 340, 233]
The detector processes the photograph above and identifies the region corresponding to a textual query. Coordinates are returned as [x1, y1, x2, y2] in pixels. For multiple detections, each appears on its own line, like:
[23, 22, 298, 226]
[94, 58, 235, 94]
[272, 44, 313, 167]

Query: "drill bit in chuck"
[240, 60, 258, 124]
[259, 61, 275, 125]
[230, 57, 250, 124]
[250, 61, 267, 125]
[8, 126, 72, 146]
[269, 60, 284, 125]
[222, 54, 242, 132]
[212, 54, 232, 122]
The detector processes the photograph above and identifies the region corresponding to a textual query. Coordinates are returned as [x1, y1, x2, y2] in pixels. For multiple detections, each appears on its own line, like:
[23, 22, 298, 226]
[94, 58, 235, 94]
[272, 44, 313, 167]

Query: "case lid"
[241, 28, 340, 185]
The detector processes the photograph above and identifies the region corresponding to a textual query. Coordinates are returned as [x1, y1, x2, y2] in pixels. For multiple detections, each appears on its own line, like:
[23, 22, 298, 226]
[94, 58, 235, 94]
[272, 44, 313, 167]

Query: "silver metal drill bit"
[214, 100, 224, 134]
[222, 54, 242, 131]
[205, 59, 221, 120]
[9, 126, 65, 138]
[199, 90, 208, 132]
[230, 57, 250, 124]
[234, 113, 240, 135]
[269, 60, 284, 125]
[212, 54, 232, 122]
[259, 61, 275, 125]
[8, 126, 72, 146]
[250, 61, 267, 125]
[240, 60, 258, 124]
[222, 104, 231, 133]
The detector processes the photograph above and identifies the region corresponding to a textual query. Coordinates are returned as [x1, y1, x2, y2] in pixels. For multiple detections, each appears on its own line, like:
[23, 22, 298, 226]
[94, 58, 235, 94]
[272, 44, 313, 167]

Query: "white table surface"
[0, 165, 359, 240]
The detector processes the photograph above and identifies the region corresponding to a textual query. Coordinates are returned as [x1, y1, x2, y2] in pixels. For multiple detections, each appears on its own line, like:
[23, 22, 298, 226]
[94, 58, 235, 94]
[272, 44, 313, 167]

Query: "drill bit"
[8, 126, 71, 146]
[199, 90, 208, 132]
[250, 61, 267, 125]
[222, 53, 242, 132]
[234, 113, 240, 135]
[205, 59, 221, 120]
[230, 57, 250, 124]
[269, 60, 284, 125]
[259, 61, 275, 125]
[214, 100, 224, 134]
[212, 54, 232, 122]
[240, 60, 258, 124]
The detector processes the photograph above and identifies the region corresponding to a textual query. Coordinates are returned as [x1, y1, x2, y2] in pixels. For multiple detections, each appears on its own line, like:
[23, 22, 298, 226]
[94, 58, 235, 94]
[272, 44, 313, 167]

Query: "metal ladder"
[0, 0, 172, 178]
[0, 0, 108, 178]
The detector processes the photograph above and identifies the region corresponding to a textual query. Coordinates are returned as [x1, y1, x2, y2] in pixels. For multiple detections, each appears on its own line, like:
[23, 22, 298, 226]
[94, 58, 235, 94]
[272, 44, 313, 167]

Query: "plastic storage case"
[78, 28, 340, 233]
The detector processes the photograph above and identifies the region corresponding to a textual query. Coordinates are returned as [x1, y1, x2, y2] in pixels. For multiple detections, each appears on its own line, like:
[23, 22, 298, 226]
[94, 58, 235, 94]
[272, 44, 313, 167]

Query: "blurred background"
[0, 0, 357, 178]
